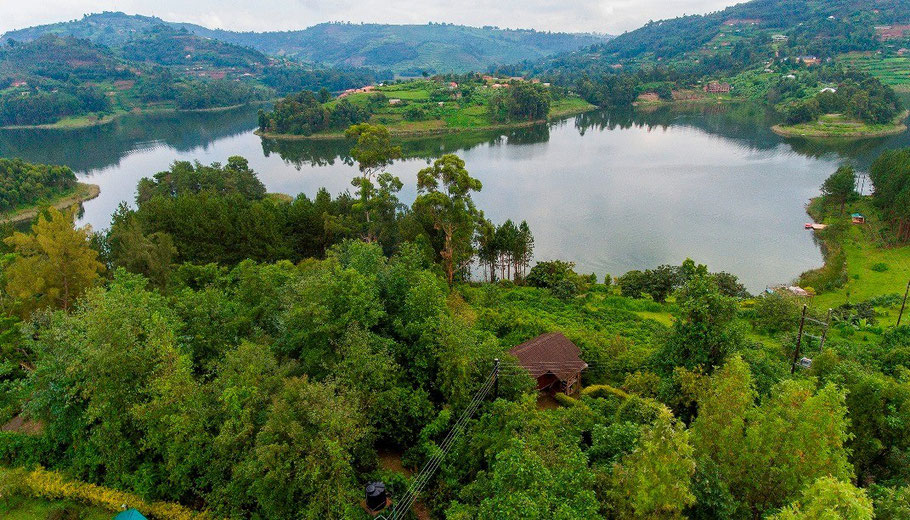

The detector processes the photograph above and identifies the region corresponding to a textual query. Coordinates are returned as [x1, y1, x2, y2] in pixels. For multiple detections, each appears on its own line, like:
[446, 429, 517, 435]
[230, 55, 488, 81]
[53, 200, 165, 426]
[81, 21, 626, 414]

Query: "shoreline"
[0, 101, 272, 131]
[0, 183, 101, 225]
[255, 104, 597, 141]
[771, 111, 909, 139]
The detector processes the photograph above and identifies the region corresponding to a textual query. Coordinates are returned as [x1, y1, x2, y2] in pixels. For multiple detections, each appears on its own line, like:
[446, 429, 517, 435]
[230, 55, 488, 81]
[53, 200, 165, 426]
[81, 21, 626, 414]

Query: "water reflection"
[1, 102, 908, 292]
[0, 105, 262, 172]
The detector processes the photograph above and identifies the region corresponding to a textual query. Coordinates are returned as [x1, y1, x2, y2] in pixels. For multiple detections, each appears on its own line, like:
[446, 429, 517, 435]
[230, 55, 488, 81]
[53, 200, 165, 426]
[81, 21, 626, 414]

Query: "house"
[508, 333, 588, 395]
[704, 82, 732, 94]
[389, 98, 402, 105]
[787, 286, 810, 297]
[852, 213, 866, 224]
[796, 55, 820, 66]
[772, 34, 789, 42]
[114, 509, 148, 520]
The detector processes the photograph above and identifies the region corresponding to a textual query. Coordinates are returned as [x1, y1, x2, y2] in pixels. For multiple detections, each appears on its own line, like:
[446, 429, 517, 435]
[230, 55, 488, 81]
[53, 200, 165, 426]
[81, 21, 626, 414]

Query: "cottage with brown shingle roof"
[508, 333, 587, 395]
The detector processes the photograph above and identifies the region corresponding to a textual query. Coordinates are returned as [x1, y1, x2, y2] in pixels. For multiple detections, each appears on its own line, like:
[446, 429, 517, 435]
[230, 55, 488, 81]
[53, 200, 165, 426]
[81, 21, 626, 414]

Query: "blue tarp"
[114, 509, 148, 520]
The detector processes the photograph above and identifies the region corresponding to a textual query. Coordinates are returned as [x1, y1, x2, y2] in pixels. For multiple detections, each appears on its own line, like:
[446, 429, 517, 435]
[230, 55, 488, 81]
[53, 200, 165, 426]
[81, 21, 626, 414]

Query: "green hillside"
[595, 0, 909, 64]
[2, 12, 609, 74]
[189, 22, 609, 74]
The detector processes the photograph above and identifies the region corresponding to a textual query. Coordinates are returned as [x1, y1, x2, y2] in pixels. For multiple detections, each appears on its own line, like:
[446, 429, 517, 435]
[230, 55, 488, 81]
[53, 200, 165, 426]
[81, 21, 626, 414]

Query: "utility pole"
[898, 279, 910, 327]
[493, 358, 500, 400]
[792, 304, 807, 374]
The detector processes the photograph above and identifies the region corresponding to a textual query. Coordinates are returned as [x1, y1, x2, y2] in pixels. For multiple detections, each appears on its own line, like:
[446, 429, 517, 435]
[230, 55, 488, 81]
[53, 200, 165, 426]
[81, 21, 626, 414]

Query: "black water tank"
[365, 481, 387, 512]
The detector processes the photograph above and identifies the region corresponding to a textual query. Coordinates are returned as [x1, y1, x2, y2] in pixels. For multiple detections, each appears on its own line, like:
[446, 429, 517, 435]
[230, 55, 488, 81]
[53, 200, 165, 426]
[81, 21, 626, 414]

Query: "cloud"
[1, 0, 738, 35]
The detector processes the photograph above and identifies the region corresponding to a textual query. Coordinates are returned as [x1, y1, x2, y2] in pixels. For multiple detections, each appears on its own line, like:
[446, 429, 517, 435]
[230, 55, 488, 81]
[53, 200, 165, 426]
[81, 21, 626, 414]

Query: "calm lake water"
[2, 102, 910, 292]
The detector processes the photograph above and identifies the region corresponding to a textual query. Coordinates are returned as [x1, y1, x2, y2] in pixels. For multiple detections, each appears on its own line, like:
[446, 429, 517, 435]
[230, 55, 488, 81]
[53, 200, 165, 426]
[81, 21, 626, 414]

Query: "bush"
[526, 260, 586, 298]
[753, 292, 802, 334]
[0, 467, 214, 520]
[553, 392, 581, 407]
[871, 262, 889, 272]
[617, 270, 647, 298]
[581, 384, 630, 401]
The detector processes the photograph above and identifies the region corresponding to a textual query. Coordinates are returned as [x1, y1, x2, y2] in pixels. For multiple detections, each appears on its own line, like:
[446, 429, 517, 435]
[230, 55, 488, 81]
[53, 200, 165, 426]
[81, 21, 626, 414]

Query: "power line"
[378, 364, 499, 520]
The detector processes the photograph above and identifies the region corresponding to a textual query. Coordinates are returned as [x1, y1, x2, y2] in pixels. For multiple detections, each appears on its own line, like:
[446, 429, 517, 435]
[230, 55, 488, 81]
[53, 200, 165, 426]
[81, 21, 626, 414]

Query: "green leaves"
[4, 207, 104, 315]
[692, 357, 854, 516]
[771, 477, 873, 520]
[414, 154, 482, 285]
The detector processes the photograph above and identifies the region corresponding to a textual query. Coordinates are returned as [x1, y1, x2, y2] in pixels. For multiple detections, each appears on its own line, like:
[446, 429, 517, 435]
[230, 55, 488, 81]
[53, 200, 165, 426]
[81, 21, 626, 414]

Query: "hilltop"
[2, 12, 611, 74]
[556, 0, 910, 69]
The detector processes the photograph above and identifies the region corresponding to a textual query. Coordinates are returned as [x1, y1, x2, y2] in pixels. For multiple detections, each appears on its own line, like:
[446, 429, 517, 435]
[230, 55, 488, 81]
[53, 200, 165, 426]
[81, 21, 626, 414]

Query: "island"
[770, 78, 905, 139]
[0, 158, 99, 224]
[772, 111, 909, 139]
[255, 77, 596, 139]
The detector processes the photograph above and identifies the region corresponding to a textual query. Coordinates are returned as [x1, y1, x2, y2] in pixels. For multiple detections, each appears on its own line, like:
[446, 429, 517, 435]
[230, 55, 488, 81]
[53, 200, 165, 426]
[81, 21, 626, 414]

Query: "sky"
[1, 0, 740, 35]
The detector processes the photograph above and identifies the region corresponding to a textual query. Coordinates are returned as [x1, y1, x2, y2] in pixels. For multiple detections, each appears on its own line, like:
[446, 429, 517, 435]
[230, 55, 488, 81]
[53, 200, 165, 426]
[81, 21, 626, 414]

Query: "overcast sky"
[1, 0, 741, 35]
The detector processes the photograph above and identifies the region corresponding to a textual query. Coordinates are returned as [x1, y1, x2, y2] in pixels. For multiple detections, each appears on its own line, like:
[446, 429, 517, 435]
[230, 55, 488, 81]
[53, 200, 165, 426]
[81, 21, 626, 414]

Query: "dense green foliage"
[1, 144, 910, 520]
[0, 33, 273, 125]
[785, 76, 902, 125]
[0, 158, 78, 212]
[869, 149, 910, 241]
[487, 82, 551, 122]
[257, 91, 372, 136]
[259, 77, 577, 136]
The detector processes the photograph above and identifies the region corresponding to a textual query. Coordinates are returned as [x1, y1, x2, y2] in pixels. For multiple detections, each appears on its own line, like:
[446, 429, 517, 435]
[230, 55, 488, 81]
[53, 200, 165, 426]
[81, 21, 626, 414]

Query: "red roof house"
[508, 333, 587, 395]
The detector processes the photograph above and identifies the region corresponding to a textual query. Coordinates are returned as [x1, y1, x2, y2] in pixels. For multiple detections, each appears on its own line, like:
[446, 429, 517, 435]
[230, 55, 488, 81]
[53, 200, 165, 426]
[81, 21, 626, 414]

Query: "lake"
[3, 103, 910, 292]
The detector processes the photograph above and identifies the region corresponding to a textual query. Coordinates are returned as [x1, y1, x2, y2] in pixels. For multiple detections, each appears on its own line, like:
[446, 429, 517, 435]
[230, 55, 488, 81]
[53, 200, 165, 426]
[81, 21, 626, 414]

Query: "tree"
[515, 220, 535, 280]
[25, 271, 188, 494]
[690, 355, 754, 490]
[475, 438, 600, 519]
[658, 275, 740, 372]
[610, 407, 696, 518]
[107, 204, 176, 289]
[242, 376, 368, 519]
[771, 477, 873, 520]
[821, 165, 856, 213]
[345, 123, 403, 242]
[414, 154, 483, 285]
[4, 207, 104, 314]
[753, 291, 802, 334]
[692, 359, 854, 516]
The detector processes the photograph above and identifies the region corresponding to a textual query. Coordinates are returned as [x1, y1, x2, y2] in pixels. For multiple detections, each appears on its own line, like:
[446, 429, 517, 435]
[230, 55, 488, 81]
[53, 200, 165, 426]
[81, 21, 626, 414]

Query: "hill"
[539, 0, 910, 80]
[2, 12, 610, 74]
[0, 34, 275, 127]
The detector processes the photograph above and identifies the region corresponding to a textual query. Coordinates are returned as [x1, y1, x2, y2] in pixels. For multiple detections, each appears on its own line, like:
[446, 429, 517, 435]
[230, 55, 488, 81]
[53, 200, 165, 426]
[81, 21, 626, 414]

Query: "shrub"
[0, 467, 215, 520]
[871, 262, 889, 272]
[617, 270, 647, 298]
[581, 384, 630, 401]
[753, 292, 802, 334]
[553, 392, 581, 407]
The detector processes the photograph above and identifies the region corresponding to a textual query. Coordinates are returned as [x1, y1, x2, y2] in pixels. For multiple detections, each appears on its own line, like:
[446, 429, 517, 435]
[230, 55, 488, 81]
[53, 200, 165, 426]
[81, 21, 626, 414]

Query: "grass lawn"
[809, 199, 910, 327]
[772, 112, 908, 138]
[0, 496, 112, 520]
[275, 80, 596, 139]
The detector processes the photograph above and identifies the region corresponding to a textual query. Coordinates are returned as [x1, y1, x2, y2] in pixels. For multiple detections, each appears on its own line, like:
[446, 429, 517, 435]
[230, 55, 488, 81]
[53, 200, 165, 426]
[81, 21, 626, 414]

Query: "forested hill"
[2, 12, 610, 74]
[179, 22, 610, 74]
[540, 0, 910, 73]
